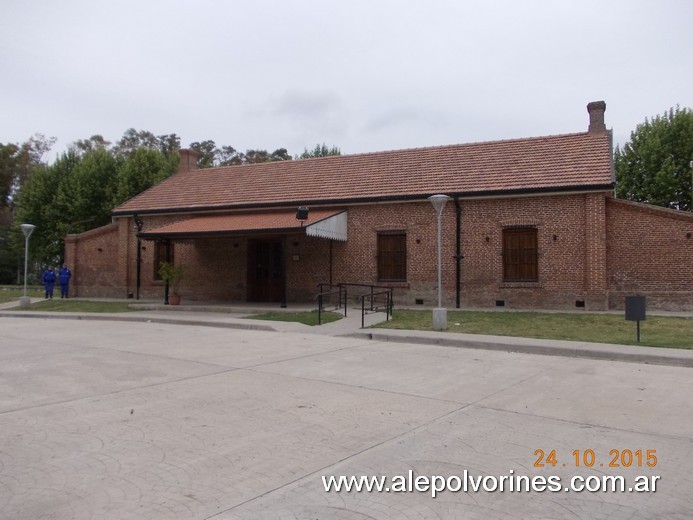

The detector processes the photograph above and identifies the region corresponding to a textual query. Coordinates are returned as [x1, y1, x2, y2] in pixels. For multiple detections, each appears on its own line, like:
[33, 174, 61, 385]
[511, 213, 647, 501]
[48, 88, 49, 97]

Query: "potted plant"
[158, 261, 185, 305]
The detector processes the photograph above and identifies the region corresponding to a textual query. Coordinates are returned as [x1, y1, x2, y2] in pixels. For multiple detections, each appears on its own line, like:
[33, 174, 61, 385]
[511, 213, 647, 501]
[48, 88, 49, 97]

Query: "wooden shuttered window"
[377, 232, 407, 282]
[503, 227, 538, 282]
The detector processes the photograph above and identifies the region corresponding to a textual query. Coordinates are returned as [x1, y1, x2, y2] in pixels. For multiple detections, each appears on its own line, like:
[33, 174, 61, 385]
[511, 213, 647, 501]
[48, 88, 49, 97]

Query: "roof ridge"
[193, 130, 599, 175]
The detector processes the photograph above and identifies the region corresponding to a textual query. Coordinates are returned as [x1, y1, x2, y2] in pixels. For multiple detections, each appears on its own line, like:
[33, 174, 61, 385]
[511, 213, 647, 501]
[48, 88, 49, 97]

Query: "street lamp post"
[428, 195, 451, 330]
[19, 223, 36, 309]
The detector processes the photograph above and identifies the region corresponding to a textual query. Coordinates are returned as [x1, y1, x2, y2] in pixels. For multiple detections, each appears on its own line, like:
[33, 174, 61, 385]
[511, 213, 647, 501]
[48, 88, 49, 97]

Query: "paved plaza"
[1, 316, 692, 519]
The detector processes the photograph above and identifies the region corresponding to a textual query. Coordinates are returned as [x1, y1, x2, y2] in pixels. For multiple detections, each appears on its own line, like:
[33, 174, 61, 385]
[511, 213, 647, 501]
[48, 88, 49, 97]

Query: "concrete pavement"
[0, 317, 691, 519]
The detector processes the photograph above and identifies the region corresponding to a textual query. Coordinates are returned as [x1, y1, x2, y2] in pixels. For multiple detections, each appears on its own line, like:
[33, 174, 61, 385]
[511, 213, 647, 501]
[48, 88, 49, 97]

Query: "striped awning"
[305, 210, 347, 241]
[138, 209, 347, 241]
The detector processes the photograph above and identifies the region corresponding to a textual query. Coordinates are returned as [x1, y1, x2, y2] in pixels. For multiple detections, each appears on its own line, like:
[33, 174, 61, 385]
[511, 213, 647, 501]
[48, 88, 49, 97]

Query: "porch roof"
[138, 209, 348, 241]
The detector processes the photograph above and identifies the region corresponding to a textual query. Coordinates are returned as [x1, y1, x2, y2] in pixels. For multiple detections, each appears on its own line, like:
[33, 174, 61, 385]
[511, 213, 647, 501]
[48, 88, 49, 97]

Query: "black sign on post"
[625, 296, 646, 342]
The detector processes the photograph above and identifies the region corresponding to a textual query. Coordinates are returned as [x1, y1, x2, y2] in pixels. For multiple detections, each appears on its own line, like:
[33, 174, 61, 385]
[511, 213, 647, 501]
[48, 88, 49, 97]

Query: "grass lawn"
[0, 286, 43, 303]
[375, 309, 693, 349]
[13, 299, 137, 313]
[248, 310, 343, 326]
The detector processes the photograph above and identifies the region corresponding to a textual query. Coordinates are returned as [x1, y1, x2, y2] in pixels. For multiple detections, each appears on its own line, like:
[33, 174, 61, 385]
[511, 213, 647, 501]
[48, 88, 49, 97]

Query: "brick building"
[64, 101, 693, 310]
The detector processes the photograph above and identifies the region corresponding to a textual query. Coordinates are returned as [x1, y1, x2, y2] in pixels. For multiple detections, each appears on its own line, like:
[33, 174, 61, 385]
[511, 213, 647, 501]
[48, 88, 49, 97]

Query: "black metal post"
[134, 215, 143, 300]
[318, 293, 323, 325]
[454, 197, 462, 309]
[164, 239, 171, 305]
[361, 296, 365, 329]
[329, 240, 333, 286]
[280, 237, 287, 308]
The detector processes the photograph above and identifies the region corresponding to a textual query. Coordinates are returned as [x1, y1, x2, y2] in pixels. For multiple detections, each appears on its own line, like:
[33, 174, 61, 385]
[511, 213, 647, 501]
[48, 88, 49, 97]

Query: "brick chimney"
[177, 148, 200, 174]
[587, 101, 607, 133]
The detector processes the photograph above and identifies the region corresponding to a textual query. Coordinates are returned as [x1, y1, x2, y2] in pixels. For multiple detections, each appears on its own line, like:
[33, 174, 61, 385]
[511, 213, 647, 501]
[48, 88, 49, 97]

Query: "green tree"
[269, 148, 292, 162]
[115, 147, 176, 204]
[0, 135, 55, 282]
[15, 152, 79, 263]
[157, 133, 181, 159]
[189, 140, 218, 168]
[218, 145, 243, 166]
[113, 128, 158, 156]
[70, 135, 111, 155]
[1, 134, 56, 209]
[189, 141, 293, 167]
[15, 148, 120, 264]
[0, 143, 19, 208]
[63, 149, 119, 231]
[244, 149, 270, 163]
[298, 143, 341, 159]
[615, 106, 693, 211]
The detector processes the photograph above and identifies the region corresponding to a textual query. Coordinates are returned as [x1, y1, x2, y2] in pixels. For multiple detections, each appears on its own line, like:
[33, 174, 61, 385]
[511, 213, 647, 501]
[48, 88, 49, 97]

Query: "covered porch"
[136, 209, 348, 307]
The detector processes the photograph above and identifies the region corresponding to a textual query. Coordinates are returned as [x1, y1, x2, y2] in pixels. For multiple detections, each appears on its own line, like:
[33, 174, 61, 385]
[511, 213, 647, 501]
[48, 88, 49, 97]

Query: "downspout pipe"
[280, 237, 287, 308]
[454, 197, 462, 308]
[164, 239, 171, 305]
[134, 215, 143, 300]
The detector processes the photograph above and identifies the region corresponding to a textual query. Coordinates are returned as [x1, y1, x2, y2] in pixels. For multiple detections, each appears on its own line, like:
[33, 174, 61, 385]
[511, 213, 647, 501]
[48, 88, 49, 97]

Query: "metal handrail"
[315, 282, 394, 327]
[333, 282, 392, 311]
[315, 284, 347, 325]
[360, 289, 393, 328]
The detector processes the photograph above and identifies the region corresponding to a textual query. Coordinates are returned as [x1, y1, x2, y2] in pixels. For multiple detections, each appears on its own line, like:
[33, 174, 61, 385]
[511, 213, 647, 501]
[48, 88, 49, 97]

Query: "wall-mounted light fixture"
[133, 215, 144, 232]
[553, 234, 558, 241]
[296, 207, 310, 226]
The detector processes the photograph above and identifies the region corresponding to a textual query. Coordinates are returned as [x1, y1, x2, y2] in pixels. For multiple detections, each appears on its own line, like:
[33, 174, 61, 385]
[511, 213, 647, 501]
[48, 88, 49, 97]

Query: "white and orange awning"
[138, 209, 347, 241]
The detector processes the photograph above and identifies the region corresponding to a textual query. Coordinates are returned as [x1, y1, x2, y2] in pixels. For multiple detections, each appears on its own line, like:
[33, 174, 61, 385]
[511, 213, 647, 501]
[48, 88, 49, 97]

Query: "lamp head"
[20, 223, 36, 239]
[296, 207, 310, 222]
[428, 194, 451, 214]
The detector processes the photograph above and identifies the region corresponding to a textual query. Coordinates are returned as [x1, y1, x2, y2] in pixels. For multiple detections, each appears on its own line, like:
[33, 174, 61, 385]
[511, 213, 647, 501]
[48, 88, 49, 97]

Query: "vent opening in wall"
[495, 300, 505, 307]
[415, 299, 424, 305]
[575, 300, 585, 308]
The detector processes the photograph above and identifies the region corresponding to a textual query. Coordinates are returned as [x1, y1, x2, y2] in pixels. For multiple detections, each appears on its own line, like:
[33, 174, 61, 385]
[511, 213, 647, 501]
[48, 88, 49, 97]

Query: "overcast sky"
[1, 0, 691, 160]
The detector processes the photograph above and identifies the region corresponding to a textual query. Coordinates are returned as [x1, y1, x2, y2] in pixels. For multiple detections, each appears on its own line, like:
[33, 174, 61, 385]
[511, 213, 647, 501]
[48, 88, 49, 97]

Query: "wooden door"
[247, 239, 283, 302]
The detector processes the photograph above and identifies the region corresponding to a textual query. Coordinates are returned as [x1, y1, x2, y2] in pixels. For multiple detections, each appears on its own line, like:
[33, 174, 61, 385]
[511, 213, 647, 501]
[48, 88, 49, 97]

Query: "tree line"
[0, 129, 340, 283]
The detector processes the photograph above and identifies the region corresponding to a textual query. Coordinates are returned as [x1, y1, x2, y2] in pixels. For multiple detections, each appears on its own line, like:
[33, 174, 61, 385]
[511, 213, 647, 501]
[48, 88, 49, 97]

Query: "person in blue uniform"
[42, 266, 56, 299]
[59, 263, 72, 299]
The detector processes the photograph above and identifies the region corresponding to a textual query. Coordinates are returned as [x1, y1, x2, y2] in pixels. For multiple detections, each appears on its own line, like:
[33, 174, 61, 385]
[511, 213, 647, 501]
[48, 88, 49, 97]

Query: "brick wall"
[64, 223, 121, 297]
[67, 195, 693, 311]
[327, 195, 612, 310]
[331, 202, 454, 305]
[459, 193, 608, 310]
[606, 199, 693, 310]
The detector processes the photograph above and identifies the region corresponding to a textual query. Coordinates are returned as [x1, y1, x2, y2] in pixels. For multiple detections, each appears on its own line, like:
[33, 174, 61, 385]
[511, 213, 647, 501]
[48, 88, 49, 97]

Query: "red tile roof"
[113, 131, 613, 216]
[139, 209, 342, 238]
